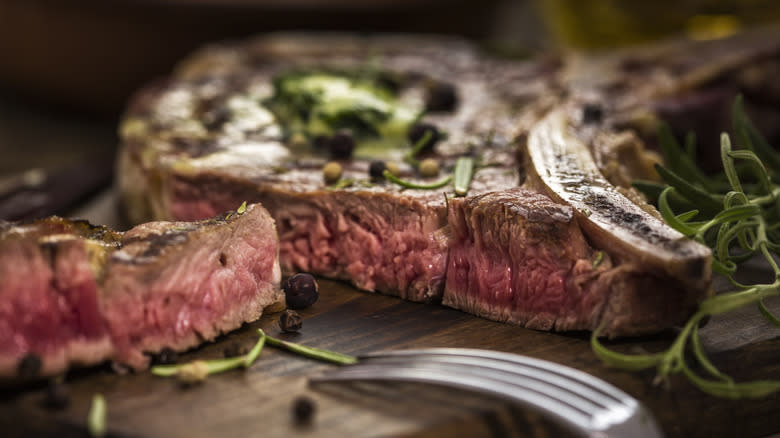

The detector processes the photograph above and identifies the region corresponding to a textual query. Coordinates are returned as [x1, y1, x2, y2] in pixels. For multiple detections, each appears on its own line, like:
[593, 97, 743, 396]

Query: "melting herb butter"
[265, 71, 422, 155]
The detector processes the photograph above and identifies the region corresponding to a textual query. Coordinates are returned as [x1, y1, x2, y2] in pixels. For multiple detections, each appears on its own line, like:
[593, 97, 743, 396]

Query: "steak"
[0, 203, 281, 378]
[117, 33, 719, 336]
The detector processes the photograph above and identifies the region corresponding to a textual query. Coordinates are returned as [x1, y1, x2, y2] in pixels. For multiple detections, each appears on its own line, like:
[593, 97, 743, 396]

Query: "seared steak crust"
[0, 204, 281, 377]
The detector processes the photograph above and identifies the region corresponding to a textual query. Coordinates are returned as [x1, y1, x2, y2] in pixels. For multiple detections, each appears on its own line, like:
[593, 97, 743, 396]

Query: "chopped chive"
[592, 251, 604, 268]
[150, 329, 267, 379]
[453, 157, 474, 197]
[403, 130, 433, 166]
[383, 170, 452, 190]
[326, 178, 354, 190]
[262, 330, 357, 365]
[87, 393, 107, 438]
[237, 201, 247, 214]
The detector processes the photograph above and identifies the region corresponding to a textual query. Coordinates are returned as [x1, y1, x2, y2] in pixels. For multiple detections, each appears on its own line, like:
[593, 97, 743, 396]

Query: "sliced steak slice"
[445, 188, 708, 335]
[0, 219, 118, 378]
[0, 203, 281, 378]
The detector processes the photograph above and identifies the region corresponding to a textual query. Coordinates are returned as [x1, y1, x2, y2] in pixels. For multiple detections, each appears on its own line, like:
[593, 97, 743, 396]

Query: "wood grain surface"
[1, 276, 778, 438]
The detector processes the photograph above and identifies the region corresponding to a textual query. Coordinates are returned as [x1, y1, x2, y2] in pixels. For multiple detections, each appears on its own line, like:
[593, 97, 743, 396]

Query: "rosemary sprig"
[150, 328, 357, 382]
[382, 170, 452, 190]
[262, 330, 358, 365]
[595, 96, 780, 399]
[150, 329, 267, 379]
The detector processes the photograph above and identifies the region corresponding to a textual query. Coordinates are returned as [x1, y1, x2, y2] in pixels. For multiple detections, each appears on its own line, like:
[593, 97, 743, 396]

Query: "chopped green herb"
[151, 329, 267, 379]
[87, 393, 107, 438]
[266, 71, 422, 153]
[326, 179, 354, 190]
[237, 201, 247, 215]
[262, 330, 357, 365]
[453, 157, 475, 197]
[592, 251, 603, 268]
[383, 170, 452, 190]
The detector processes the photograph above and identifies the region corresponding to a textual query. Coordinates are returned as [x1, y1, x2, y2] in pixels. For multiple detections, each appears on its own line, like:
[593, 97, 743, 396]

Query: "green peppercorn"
[322, 162, 342, 184]
[386, 162, 401, 177]
[418, 158, 440, 177]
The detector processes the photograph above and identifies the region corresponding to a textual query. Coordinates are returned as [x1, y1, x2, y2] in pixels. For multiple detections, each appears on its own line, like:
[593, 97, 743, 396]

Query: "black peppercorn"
[283, 273, 320, 309]
[152, 347, 179, 365]
[279, 309, 303, 333]
[328, 130, 356, 159]
[17, 353, 42, 378]
[425, 81, 458, 112]
[582, 103, 603, 124]
[292, 396, 316, 425]
[407, 123, 440, 153]
[369, 160, 387, 179]
[43, 380, 70, 410]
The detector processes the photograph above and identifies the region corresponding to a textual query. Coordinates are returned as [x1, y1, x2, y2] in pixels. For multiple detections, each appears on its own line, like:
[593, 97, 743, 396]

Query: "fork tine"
[309, 348, 664, 438]
[362, 348, 630, 408]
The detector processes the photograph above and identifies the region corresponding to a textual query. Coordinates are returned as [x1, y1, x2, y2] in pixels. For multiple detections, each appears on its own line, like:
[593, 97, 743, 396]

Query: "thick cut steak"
[117, 33, 715, 336]
[0, 203, 281, 378]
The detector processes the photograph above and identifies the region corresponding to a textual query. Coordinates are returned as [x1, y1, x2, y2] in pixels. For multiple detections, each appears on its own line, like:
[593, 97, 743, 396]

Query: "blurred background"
[1, 0, 779, 225]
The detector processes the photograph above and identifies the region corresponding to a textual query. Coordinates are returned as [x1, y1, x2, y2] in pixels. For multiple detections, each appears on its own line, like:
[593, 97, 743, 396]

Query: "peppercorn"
[283, 273, 320, 310]
[279, 309, 304, 333]
[292, 396, 316, 425]
[288, 132, 308, 148]
[153, 347, 179, 365]
[178, 360, 210, 385]
[322, 162, 342, 184]
[582, 103, 603, 124]
[369, 160, 387, 179]
[17, 353, 42, 378]
[328, 130, 356, 159]
[385, 162, 401, 177]
[425, 81, 458, 112]
[43, 380, 70, 410]
[407, 123, 440, 153]
[418, 158, 440, 177]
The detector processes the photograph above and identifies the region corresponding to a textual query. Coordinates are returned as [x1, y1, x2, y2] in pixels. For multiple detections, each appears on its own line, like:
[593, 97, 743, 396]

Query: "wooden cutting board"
[2, 273, 779, 438]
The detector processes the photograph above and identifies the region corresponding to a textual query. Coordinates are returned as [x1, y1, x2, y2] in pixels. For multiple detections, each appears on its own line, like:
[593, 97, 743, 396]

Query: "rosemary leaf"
[654, 164, 723, 216]
[262, 330, 358, 365]
[681, 365, 780, 399]
[590, 328, 663, 371]
[150, 329, 267, 378]
[383, 170, 452, 190]
[732, 95, 780, 173]
[690, 323, 732, 383]
[758, 299, 780, 326]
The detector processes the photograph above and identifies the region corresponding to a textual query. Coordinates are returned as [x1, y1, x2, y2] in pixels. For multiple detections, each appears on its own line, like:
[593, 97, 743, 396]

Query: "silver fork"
[309, 348, 664, 438]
